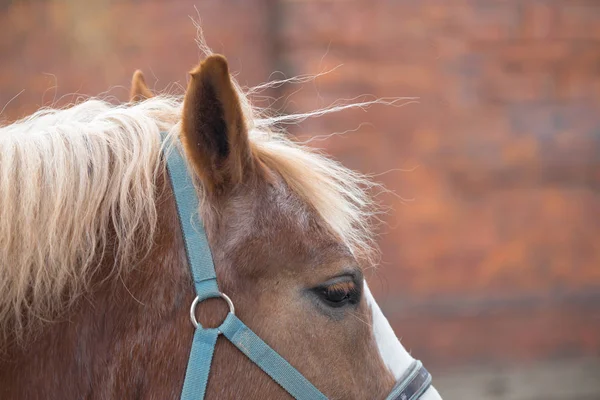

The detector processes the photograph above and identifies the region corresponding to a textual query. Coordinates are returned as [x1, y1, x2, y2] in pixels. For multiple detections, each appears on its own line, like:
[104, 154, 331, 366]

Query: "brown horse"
[0, 51, 442, 399]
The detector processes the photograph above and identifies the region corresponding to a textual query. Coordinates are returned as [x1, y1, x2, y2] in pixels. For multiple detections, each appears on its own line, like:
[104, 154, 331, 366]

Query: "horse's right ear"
[129, 70, 154, 102]
[180, 55, 255, 195]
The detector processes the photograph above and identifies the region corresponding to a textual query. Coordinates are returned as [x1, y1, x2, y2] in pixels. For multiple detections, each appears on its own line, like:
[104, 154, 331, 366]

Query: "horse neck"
[0, 170, 291, 399]
[0, 172, 193, 398]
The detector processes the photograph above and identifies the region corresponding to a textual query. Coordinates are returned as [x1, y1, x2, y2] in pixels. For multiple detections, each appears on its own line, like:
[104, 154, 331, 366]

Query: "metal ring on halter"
[189, 292, 235, 329]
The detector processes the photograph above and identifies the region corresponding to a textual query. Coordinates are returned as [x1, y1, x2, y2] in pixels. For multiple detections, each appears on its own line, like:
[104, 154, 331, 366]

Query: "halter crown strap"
[163, 135, 327, 400]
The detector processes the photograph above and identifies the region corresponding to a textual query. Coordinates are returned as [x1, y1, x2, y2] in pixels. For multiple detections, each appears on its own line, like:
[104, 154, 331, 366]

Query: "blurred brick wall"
[1, 0, 600, 370]
[0, 0, 274, 119]
[277, 0, 600, 369]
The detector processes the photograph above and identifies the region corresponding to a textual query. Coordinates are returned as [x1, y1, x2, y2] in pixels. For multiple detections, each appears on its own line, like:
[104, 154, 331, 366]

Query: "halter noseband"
[164, 134, 432, 400]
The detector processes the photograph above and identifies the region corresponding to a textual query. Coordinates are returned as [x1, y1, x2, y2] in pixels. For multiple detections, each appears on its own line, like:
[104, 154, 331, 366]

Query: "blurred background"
[2, 0, 600, 398]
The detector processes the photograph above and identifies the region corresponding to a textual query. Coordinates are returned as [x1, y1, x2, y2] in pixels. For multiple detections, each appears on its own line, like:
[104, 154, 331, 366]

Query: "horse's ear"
[129, 70, 154, 102]
[181, 55, 254, 194]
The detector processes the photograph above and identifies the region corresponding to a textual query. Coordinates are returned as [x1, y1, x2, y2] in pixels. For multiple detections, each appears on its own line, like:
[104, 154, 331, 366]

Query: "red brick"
[474, 41, 571, 64]
[430, 3, 520, 42]
[479, 63, 554, 103]
[555, 46, 600, 101]
[280, 1, 376, 49]
[558, 3, 600, 40]
[520, 3, 557, 40]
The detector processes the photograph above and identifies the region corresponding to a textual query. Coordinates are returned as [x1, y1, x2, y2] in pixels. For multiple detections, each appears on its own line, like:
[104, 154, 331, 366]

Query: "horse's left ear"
[129, 70, 154, 102]
[181, 55, 254, 194]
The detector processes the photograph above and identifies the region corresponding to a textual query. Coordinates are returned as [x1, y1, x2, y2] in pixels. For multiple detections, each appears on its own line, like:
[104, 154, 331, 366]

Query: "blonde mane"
[0, 44, 397, 339]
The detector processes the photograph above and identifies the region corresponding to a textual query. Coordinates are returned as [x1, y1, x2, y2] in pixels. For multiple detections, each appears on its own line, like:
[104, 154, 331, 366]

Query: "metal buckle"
[189, 292, 235, 329]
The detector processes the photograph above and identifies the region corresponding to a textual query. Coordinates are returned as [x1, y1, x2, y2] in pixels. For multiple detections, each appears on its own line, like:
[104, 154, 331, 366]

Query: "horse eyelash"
[325, 282, 358, 298]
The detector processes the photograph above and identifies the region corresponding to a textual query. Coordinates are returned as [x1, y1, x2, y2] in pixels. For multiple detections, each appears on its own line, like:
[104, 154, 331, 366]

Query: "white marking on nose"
[364, 281, 443, 400]
[364, 282, 413, 379]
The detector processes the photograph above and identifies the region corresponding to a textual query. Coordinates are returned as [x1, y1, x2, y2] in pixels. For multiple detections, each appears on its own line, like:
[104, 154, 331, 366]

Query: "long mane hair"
[0, 32, 406, 341]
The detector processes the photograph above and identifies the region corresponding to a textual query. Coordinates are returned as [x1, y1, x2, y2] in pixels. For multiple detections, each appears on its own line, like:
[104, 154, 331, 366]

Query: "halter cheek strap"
[165, 137, 327, 400]
[163, 134, 432, 400]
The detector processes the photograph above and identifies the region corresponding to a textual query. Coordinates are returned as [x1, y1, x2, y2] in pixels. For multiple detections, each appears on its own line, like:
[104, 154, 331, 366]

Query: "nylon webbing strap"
[220, 313, 328, 400]
[179, 328, 219, 399]
[164, 135, 220, 298]
[164, 137, 221, 399]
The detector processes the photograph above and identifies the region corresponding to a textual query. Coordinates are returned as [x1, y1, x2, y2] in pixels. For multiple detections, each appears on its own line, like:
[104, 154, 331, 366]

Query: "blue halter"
[163, 136, 432, 400]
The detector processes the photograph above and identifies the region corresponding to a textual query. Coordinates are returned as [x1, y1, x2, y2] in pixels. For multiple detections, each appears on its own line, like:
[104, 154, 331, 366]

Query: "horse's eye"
[317, 279, 360, 308]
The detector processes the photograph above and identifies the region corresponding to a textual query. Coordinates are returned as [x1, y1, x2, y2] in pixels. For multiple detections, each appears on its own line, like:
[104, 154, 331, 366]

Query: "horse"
[0, 48, 443, 399]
